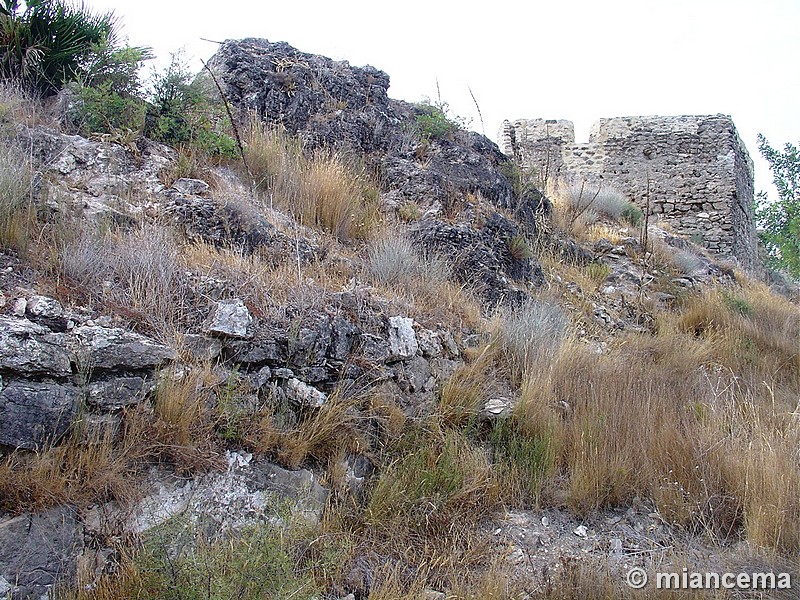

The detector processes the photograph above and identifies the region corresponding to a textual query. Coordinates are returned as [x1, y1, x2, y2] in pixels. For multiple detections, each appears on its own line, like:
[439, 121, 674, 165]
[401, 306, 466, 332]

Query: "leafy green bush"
[99, 517, 320, 600]
[621, 203, 643, 226]
[414, 98, 469, 142]
[65, 41, 152, 135]
[144, 52, 237, 158]
[69, 79, 145, 134]
[415, 102, 456, 141]
[0, 0, 115, 97]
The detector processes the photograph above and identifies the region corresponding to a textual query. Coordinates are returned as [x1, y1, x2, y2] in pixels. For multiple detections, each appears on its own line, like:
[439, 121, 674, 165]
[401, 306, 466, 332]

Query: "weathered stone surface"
[171, 177, 210, 196]
[329, 315, 359, 361]
[26, 295, 63, 319]
[501, 115, 758, 269]
[481, 397, 513, 420]
[284, 378, 327, 408]
[247, 459, 329, 522]
[411, 215, 543, 306]
[86, 376, 153, 409]
[224, 336, 286, 365]
[387, 316, 418, 361]
[14, 122, 174, 220]
[168, 195, 317, 259]
[181, 333, 223, 361]
[0, 317, 71, 376]
[71, 325, 176, 372]
[124, 452, 328, 535]
[0, 506, 82, 599]
[206, 299, 253, 339]
[0, 379, 80, 449]
[397, 356, 433, 394]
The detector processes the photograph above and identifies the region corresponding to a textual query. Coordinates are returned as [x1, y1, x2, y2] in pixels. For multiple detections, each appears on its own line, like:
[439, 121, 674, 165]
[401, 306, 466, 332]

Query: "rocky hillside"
[0, 39, 798, 600]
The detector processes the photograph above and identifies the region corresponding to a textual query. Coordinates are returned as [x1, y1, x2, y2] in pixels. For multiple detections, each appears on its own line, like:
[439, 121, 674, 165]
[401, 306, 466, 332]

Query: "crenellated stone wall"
[500, 115, 758, 269]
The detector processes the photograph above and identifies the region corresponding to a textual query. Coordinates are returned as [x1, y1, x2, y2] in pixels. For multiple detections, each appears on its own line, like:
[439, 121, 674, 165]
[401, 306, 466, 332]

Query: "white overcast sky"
[88, 0, 799, 196]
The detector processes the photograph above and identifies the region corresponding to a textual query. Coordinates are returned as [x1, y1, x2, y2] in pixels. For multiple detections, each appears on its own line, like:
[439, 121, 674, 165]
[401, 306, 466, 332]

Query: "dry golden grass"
[0, 424, 144, 514]
[146, 364, 222, 471]
[438, 344, 498, 426]
[182, 237, 357, 316]
[498, 274, 800, 554]
[365, 233, 483, 331]
[243, 118, 379, 241]
[58, 223, 188, 339]
[274, 391, 366, 470]
[0, 82, 52, 127]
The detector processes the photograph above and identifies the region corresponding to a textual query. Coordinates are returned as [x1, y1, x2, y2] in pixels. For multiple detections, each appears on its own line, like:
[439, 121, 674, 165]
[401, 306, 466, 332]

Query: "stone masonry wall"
[500, 115, 758, 269]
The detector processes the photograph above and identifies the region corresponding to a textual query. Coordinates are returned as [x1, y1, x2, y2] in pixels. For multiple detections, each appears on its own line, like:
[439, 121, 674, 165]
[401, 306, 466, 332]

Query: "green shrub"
[721, 290, 753, 317]
[144, 52, 237, 158]
[489, 417, 556, 503]
[413, 98, 469, 142]
[101, 517, 320, 600]
[415, 103, 456, 141]
[66, 42, 151, 135]
[621, 203, 643, 226]
[69, 80, 145, 134]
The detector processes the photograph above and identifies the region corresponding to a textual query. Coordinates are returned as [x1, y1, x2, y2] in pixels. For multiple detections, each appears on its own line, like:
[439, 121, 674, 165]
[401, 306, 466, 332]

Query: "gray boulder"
[71, 325, 177, 372]
[0, 507, 82, 599]
[0, 379, 80, 449]
[284, 378, 327, 408]
[0, 317, 71, 377]
[206, 299, 253, 339]
[387, 316, 418, 361]
[411, 213, 544, 307]
[86, 376, 154, 410]
[206, 39, 545, 218]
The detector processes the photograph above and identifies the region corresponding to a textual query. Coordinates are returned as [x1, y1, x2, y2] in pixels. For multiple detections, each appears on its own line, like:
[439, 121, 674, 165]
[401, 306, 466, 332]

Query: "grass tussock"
[438, 345, 499, 427]
[491, 298, 568, 381]
[243, 118, 379, 242]
[0, 82, 50, 127]
[553, 181, 643, 234]
[0, 143, 36, 253]
[58, 223, 188, 338]
[273, 391, 366, 470]
[503, 283, 800, 554]
[143, 364, 223, 473]
[366, 233, 482, 330]
[0, 424, 143, 515]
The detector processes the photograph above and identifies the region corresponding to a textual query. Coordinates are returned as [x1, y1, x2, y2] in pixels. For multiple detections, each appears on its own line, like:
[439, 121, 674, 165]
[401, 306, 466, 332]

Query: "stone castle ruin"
[500, 115, 758, 269]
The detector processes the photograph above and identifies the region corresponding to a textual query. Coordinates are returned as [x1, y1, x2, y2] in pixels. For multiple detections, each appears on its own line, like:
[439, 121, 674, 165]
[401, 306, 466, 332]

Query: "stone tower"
[500, 115, 758, 269]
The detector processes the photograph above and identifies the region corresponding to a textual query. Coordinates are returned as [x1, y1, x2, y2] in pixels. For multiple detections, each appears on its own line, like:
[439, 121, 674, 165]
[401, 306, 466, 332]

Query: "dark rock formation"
[0, 506, 82, 599]
[69, 325, 176, 372]
[0, 310, 177, 450]
[0, 317, 71, 377]
[0, 380, 80, 449]
[411, 213, 544, 306]
[206, 38, 550, 303]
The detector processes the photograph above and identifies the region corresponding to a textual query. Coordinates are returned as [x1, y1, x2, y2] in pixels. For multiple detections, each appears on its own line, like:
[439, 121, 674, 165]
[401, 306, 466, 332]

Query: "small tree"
[756, 134, 800, 278]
